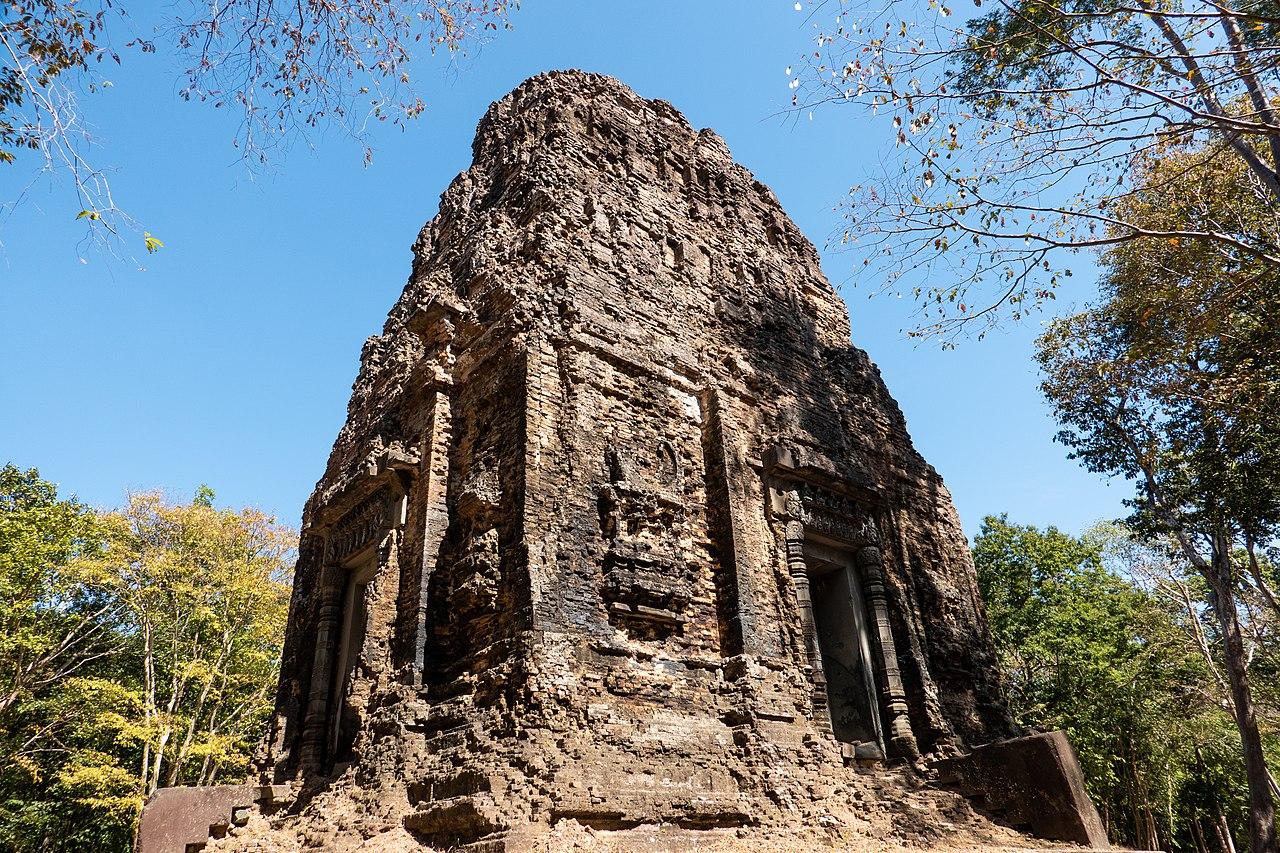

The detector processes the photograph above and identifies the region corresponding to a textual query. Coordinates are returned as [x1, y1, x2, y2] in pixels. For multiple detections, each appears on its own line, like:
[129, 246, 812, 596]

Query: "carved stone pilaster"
[411, 389, 451, 687]
[702, 388, 774, 659]
[855, 542, 919, 760]
[783, 493, 831, 728]
[298, 558, 345, 774]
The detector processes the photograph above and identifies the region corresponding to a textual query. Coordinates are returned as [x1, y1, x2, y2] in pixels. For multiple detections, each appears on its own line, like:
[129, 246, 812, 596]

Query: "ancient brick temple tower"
[173, 71, 1107, 852]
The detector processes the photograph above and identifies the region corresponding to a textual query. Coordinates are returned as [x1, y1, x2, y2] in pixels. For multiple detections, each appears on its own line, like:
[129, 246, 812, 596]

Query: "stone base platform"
[180, 751, 1122, 853]
[140, 732, 1120, 853]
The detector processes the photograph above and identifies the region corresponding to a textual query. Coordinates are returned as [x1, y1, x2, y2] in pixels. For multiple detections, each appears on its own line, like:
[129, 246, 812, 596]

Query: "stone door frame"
[765, 447, 919, 760]
[297, 477, 409, 774]
[802, 537, 886, 754]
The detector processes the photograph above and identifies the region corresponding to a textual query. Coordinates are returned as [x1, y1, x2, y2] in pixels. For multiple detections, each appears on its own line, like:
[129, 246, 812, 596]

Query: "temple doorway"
[330, 553, 377, 763]
[806, 542, 884, 750]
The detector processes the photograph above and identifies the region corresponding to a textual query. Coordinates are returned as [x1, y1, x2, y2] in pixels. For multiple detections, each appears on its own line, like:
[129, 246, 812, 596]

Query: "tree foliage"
[0, 466, 294, 852]
[0, 463, 116, 720]
[974, 514, 1267, 851]
[794, 0, 1280, 338]
[1036, 142, 1280, 578]
[1035, 142, 1280, 850]
[91, 491, 295, 796]
[0, 464, 132, 851]
[0, 0, 515, 257]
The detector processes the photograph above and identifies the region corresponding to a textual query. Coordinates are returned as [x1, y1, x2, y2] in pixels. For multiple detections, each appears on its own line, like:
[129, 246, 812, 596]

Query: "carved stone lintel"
[326, 487, 393, 565]
[800, 484, 876, 546]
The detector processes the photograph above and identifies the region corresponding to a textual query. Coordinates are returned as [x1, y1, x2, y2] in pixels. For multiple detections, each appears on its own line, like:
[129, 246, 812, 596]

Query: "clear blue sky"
[0, 0, 1127, 538]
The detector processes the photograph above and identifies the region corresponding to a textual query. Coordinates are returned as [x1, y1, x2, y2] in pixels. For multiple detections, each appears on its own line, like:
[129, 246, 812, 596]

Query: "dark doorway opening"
[330, 554, 376, 765]
[806, 544, 883, 750]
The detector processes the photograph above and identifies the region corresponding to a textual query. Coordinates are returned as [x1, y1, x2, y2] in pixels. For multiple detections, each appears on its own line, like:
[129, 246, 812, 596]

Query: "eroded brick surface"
[213, 70, 1056, 852]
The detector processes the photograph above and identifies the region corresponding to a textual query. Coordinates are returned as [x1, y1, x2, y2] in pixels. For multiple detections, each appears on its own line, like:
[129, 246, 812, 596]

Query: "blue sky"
[0, 0, 1127, 538]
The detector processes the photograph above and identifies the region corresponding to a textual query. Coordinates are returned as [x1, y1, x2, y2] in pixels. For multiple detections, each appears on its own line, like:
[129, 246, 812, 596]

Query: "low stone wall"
[932, 731, 1110, 849]
[135, 784, 288, 853]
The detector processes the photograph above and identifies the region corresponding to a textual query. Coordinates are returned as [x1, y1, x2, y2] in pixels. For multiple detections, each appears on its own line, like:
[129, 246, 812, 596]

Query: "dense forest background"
[0, 465, 293, 851]
[975, 515, 1279, 852]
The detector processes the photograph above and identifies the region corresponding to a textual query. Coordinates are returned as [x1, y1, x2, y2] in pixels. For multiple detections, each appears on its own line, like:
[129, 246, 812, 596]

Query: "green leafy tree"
[1036, 144, 1280, 849]
[794, 0, 1280, 339]
[974, 516, 1279, 850]
[88, 490, 295, 795]
[0, 464, 116, 718]
[1100, 528, 1280, 804]
[0, 465, 135, 850]
[973, 514, 1241, 850]
[0, 469, 295, 852]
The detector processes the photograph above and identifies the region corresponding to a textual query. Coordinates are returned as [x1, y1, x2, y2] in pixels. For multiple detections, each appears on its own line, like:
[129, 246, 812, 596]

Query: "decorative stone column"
[298, 556, 344, 774]
[854, 535, 919, 760]
[783, 491, 831, 729]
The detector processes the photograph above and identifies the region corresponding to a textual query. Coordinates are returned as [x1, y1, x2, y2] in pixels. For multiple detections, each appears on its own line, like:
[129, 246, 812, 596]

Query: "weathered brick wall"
[257, 69, 1016, 847]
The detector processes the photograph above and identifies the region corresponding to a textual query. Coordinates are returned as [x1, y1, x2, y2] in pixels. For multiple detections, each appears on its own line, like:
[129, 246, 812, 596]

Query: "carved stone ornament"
[597, 445, 692, 632]
[458, 461, 502, 515]
[782, 481, 879, 546]
[450, 460, 504, 616]
[326, 487, 393, 564]
[449, 527, 501, 615]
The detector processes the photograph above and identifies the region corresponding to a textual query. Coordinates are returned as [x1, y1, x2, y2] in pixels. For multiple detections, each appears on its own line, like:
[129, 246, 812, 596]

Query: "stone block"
[135, 784, 270, 853]
[932, 731, 1110, 849]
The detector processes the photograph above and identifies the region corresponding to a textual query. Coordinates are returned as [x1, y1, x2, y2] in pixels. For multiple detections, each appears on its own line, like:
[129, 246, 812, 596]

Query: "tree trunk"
[149, 727, 170, 796]
[1206, 539, 1277, 853]
[1195, 816, 1212, 853]
[140, 620, 154, 794]
[1220, 810, 1240, 853]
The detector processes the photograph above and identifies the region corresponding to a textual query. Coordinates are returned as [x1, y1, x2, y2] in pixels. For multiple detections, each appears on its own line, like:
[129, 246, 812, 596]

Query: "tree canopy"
[0, 465, 294, 852]
[795, 0, 1280, 338]
[0, 0, 514, 256]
